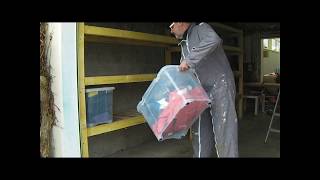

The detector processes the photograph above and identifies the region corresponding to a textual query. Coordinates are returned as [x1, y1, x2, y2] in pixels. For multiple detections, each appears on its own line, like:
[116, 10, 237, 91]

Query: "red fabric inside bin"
[151, 87, 209, 140]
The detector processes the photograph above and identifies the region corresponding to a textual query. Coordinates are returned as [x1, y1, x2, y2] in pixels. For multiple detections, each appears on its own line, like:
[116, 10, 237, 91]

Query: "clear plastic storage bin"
[137, 65, 211, 141]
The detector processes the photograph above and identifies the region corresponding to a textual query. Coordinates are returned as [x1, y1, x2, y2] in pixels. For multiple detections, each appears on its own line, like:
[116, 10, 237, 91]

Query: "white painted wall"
[47, 23, 81, 157]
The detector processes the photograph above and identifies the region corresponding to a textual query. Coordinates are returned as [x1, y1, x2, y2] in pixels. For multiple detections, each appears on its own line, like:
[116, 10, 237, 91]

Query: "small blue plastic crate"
[85, 87, 115, 127]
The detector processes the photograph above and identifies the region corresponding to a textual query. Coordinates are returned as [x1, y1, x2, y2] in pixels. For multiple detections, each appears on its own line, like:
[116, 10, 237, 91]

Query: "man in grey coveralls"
[169, 22, 238, 157]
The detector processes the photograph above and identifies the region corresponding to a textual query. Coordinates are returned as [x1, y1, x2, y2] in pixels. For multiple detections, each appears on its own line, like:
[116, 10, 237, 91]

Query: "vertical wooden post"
[77, 23, 89, 157]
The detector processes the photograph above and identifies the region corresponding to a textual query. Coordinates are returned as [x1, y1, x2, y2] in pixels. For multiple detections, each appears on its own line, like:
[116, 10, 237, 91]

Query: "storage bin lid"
[85, 87, 115, 93]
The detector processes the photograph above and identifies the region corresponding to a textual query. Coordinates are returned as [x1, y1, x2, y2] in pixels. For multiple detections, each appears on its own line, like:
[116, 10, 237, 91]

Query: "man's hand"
[179, 60, 190, 71]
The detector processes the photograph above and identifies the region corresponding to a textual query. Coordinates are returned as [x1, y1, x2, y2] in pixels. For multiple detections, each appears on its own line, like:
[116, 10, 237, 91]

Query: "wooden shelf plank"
[263, 83, 280, 87]
[166, 45, 242, 53]
[244, 82, 280, 87]
[85, 74, 156, 85]
[85, 36, 175, 48]
[167, 46, 181, 52]
[84, 25, 178, 45]
[87, 115, 145, 137]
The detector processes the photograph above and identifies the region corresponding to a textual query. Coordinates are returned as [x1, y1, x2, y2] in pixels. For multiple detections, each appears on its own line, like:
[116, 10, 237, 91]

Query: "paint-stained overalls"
[179, 22, 238, 157]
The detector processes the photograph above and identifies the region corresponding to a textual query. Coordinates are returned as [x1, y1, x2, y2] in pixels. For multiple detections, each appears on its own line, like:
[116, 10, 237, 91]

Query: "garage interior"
[77, 22, 280, 158]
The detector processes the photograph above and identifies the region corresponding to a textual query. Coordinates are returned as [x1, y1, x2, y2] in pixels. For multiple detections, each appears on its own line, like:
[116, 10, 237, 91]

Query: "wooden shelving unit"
[77, 23, 243, 157]
[85, 74, 156, 85]
[77, 23, 179, 157]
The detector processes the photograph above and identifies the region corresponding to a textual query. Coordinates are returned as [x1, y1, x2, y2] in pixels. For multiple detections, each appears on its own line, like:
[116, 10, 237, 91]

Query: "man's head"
[169, 22, 191, 39]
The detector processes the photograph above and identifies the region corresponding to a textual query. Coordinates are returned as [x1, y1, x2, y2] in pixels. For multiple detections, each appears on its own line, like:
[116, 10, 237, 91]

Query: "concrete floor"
[108, 112, 280, 158]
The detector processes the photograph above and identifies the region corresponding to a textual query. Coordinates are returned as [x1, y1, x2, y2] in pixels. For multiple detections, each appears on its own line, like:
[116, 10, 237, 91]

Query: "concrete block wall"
[85, 43, 165, 76]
